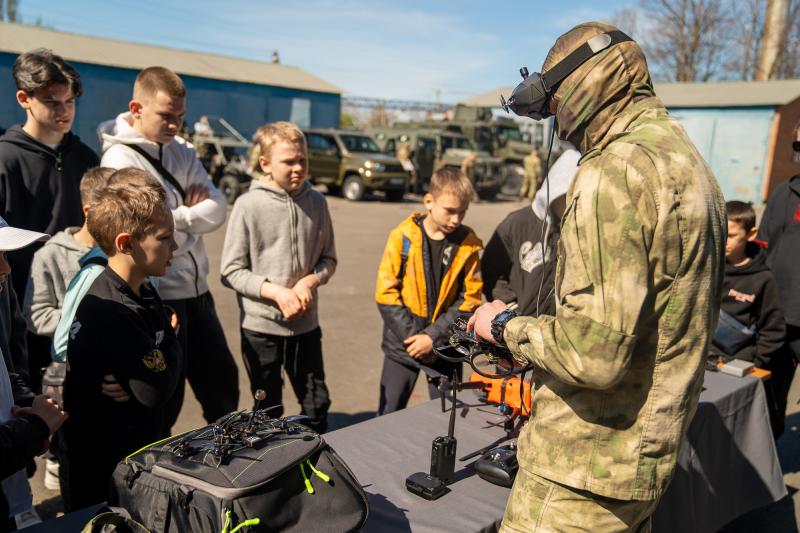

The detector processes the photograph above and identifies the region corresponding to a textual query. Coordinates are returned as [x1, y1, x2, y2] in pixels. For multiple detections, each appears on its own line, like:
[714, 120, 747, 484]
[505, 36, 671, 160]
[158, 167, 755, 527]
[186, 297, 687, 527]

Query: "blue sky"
[16, 0, 635, 102]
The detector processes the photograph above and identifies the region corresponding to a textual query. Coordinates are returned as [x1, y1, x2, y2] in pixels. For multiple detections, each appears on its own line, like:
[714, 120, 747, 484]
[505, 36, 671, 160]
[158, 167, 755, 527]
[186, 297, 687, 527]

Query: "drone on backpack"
[169, 390, 312, 461]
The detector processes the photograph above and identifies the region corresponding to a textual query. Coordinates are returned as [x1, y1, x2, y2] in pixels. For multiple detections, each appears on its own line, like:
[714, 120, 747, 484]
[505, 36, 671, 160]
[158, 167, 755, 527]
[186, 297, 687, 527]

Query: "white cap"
[0, 217, 49, 251]
[532, 148, 581, 223]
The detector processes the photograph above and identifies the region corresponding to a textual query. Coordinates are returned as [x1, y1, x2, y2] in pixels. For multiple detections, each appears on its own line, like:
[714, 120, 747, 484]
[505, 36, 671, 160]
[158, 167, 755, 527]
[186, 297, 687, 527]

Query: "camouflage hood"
[543, 22, 656, 154]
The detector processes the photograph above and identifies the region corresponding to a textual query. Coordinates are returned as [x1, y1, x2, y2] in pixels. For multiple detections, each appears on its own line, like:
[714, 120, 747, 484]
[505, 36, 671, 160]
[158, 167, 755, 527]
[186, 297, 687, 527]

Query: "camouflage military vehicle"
[192, 117, 252, 204]
[370, 125, 502, 199]
[303, 129, 408, 202]
[448, 104, 534, 167]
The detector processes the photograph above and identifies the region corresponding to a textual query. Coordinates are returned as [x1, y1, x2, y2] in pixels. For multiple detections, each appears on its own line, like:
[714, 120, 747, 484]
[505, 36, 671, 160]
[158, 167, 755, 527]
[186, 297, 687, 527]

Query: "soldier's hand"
[467, 300, 508, 344]
[273, 286, 304, 320]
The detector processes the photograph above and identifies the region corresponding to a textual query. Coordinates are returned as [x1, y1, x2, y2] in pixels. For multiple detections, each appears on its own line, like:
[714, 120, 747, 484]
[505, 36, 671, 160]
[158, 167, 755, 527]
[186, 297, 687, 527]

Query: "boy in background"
[482, 149, 579, 317]
[221, 122, 336, 434]
[24, 167, 114, 339]
[0, 48, 99, 390]
[99, 66, 237, 427]
[713, 200, 787, 435]
[61, 170, 182, 509]
[375, 168, 483, 415]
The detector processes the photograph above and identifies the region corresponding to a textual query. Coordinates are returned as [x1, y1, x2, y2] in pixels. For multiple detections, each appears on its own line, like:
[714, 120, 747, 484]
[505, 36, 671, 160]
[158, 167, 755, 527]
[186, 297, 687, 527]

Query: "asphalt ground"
[26, 191, 800, 531]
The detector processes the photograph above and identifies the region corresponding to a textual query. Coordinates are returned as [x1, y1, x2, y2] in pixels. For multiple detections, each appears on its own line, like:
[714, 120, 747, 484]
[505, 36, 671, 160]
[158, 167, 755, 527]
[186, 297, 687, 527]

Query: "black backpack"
[108, 412, 368, 532]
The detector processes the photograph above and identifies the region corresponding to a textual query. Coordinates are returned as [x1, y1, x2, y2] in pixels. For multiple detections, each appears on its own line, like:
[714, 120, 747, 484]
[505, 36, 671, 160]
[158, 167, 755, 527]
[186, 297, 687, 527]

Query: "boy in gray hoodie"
[221, 122, 336, 433]
[23, 167, 114, 338]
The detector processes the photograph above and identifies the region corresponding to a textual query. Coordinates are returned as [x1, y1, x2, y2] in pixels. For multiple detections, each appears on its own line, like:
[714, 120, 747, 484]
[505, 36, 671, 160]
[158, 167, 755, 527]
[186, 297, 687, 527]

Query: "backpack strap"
[82, 507, 150, 533]
[123, 143, 187, 199]
[397, 235, 411, 291]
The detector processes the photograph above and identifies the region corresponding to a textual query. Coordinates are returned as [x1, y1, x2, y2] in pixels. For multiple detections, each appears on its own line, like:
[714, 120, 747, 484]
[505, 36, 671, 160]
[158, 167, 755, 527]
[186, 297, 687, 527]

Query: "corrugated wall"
[0, 53, 340, 152]
[669, 107, 774, 204]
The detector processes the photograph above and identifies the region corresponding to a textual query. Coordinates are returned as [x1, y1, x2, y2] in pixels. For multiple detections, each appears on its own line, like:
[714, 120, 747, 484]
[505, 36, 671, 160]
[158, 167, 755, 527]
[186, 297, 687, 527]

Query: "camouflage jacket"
[506, 93, 726, 500]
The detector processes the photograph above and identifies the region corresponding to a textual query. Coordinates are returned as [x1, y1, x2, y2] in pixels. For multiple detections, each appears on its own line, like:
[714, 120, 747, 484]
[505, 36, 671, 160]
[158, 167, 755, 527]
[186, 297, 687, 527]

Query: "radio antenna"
[448, 372, 457, 439]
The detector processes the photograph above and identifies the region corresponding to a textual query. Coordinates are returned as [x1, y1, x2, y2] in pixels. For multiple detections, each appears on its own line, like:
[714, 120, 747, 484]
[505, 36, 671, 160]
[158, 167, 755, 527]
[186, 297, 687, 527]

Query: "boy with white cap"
[482, 149, 580, 316]
[0, 217, 68, 529]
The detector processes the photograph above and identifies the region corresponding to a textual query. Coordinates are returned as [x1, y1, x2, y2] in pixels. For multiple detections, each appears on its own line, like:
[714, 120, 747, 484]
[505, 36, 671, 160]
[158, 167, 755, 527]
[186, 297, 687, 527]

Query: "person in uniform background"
[482, 149, 580, 317]
[470, 22, 725, 531]
[518, 147, 542, 200]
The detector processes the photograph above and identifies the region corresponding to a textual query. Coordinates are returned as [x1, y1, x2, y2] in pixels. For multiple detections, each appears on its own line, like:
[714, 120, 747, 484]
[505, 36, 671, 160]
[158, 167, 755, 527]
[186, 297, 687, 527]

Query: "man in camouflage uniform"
[470, 22, 726, 531]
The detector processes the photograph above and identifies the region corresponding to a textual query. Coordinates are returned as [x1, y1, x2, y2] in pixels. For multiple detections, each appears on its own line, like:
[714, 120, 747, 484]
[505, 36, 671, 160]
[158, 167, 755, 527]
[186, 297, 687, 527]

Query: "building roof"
[0, 22, 341, 95]
[460, 79, 800, 109]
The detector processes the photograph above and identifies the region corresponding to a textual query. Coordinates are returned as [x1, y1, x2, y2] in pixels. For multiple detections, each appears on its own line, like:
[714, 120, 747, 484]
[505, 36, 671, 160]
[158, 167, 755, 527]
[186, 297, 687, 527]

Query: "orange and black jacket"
[376, 213, 483, 365]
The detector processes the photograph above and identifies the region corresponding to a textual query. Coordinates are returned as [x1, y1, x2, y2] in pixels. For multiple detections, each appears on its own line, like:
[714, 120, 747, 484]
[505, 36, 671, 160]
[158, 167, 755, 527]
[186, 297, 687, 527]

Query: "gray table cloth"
[325, 371, 787, 533]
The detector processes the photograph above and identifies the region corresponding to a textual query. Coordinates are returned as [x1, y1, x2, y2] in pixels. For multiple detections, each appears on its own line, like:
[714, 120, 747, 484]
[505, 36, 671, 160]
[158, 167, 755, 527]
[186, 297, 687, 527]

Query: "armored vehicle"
[370, 126, 502, 200]
[192, 117, 252, 204]
[304, 129, 408, 201]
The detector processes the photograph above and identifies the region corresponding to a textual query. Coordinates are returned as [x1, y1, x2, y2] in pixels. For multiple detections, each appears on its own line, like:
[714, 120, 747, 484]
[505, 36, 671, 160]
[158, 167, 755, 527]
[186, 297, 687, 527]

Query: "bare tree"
[774, 0, 800, 77]
[639, 0, 732, 82]
[756, 0, 791, 79]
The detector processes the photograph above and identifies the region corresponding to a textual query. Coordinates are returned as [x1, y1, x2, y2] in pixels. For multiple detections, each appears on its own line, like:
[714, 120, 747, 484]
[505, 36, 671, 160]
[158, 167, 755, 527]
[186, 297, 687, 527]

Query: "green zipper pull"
[229, 518, 261, 533]
[300, 463, 314, 494]
[306, 460, 330, 483]
[221, 509, 232, 533]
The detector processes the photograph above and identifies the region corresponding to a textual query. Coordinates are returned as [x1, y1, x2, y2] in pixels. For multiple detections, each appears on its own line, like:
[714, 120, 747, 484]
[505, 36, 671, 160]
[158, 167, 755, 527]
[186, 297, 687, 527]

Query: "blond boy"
[221, 122, 336, 433]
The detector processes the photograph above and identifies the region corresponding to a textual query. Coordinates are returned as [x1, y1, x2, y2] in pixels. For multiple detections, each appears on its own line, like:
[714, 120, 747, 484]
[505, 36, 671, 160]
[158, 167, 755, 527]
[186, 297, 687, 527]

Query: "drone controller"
[434, 316, 528, 379]
[474, 444, 519, 487]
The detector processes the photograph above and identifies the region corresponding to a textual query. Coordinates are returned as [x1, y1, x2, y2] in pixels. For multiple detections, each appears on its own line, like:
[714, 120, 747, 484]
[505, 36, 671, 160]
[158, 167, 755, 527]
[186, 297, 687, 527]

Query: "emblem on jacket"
[519, 241, 550, 273]
[69, 321, 82, 340]
[142, 349, 167, 372]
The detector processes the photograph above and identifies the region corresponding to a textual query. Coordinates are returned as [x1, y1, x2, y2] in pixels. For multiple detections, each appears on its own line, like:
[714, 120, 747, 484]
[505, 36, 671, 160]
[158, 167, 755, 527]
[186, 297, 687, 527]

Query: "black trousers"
[378, 355, 462, 416]
[241, 327, 331, 433]
[163, 292, 239, 429]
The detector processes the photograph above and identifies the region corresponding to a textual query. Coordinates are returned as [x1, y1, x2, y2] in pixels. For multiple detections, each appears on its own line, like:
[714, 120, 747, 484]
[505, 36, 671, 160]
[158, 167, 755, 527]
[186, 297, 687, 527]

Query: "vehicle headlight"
[364, 161, 386, 172]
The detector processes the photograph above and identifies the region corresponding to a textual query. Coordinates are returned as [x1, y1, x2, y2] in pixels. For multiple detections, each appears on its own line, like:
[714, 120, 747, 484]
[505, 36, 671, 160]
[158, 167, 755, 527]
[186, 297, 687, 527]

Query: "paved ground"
[27, 191, 800, 531]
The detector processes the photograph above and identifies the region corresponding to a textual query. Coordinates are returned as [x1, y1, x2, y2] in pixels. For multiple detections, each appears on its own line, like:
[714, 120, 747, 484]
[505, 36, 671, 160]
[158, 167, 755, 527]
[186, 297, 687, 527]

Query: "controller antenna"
[247, 389, 267, 434]
[254, 389, 266, 411]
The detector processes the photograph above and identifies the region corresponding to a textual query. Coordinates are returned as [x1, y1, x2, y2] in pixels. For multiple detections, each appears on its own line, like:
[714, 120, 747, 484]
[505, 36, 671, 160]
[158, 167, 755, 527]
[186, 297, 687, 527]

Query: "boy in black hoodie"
[713, 201, 787, 435]
[0, 49, 99, 389]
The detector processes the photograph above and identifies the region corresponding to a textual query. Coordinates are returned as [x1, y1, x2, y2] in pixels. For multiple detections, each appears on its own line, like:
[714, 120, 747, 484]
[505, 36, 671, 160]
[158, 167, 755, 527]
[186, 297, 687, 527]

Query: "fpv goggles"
[501, 30, 633, 120]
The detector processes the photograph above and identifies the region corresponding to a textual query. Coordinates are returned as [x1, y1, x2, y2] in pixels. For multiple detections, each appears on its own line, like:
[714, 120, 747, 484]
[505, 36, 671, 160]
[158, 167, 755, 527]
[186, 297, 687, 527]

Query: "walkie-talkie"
[430, 374, 458, 482]
[406, 373, 459, 500]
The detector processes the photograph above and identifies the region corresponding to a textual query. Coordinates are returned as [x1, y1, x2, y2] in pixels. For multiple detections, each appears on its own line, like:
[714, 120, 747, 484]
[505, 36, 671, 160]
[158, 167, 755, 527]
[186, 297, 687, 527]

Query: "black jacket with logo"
[482, 206, 558, 317]
[758, 174, 800, 327]
[712, 243, 786, 367]
[63, 267, 181, 480]
[0, 125, 99, 298]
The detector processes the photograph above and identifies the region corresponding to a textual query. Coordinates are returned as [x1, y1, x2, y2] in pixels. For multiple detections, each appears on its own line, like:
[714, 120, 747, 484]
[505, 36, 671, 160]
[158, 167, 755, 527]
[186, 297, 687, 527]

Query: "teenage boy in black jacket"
[0, 49, 99, 391]
[715, 201, 788, 436]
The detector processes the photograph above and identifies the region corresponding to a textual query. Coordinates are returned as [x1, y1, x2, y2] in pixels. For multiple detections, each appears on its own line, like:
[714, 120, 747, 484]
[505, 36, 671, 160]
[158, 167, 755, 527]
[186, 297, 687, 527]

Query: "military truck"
[370, 126, 502, 200]
[405, 105, 538, 193]
[192, 117, 252, 204]
[304, 129, 408, 201]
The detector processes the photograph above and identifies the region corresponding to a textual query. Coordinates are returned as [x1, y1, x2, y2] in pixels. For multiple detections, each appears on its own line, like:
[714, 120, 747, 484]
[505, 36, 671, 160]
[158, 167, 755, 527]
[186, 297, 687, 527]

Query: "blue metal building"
[0, 23, 341, 152]
[462, 80, 800, 204]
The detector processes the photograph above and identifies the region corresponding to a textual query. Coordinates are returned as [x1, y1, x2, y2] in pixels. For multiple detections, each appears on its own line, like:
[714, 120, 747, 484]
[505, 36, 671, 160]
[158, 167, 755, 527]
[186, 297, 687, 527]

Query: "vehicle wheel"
[501, 163, 525, 196]
[385, 190, 405, 202]
[219, 175, 241, 205]
[343, 175, 365, 201]
[478, 188, 499, 201]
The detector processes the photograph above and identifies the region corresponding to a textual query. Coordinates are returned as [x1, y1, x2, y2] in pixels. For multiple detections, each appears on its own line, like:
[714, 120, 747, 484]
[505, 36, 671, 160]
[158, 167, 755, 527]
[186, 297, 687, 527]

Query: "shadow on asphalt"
[326, 411, 375, 432]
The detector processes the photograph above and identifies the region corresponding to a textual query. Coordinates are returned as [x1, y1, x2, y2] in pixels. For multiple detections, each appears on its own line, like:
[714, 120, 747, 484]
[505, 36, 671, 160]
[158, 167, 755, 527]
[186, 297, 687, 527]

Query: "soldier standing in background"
[518, 148, 542, 200]
[470, 22, 726, 531]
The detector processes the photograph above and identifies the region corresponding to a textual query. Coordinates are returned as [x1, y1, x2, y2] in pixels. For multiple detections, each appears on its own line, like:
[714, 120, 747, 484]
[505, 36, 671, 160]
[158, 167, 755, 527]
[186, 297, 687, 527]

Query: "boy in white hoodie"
[98, 67, 238, 428]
